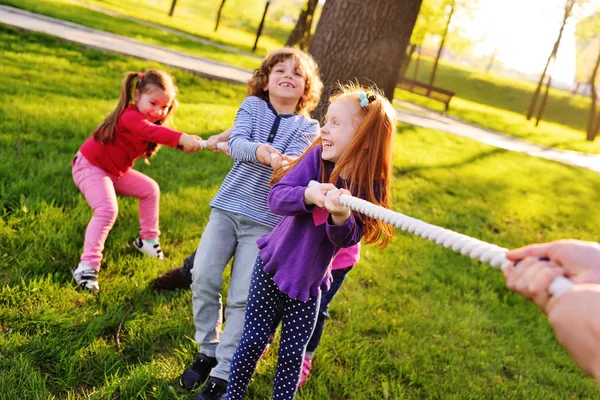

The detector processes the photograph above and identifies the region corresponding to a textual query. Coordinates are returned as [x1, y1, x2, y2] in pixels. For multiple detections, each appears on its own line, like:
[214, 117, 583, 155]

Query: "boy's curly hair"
[247, 48, 322, 116]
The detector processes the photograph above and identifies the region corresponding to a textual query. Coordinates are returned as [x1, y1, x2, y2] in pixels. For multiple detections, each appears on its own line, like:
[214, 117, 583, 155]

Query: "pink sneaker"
[298, 357, 312, 388]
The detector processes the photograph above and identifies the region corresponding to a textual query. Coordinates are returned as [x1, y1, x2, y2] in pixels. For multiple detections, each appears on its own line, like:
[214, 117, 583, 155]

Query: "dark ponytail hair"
[92, 69, 178, 159]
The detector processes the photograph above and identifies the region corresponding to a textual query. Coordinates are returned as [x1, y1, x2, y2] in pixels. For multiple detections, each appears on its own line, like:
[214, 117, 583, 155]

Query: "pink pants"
[72, 153, 160, 270]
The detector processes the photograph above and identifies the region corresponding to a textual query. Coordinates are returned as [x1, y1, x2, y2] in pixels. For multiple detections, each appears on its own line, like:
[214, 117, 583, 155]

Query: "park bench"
[396, 77, 455, 111]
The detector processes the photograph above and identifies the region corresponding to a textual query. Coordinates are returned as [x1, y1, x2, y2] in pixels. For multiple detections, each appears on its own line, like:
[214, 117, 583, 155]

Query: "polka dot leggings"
[226, 256, 320, 400]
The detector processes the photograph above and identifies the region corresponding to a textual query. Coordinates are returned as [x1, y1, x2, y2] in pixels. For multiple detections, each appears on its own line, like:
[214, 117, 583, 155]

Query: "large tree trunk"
[286, 0, 318, 50]
[586, 46, 600, 141]
[309, 0, 423, 121]
[526, 0, 574, 120]
[430, 0, 454, 87]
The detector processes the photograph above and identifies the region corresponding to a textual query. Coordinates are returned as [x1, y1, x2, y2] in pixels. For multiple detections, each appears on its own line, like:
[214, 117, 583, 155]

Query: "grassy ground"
[2, 25, 600, 399]
[396, 57, 600, 153]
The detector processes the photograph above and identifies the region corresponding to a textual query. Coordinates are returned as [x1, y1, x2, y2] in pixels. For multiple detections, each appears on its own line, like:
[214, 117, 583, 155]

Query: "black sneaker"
[179, 353, 217, 390]
[153, 267, 192, 290]
[196, 377, 227, 400]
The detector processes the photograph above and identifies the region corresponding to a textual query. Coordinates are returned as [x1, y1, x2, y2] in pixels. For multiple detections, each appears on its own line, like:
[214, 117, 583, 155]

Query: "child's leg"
[113, 169, 160, 240]
[212, 216, 272, 381]
[227, 257, 284, 400]
[273, 292, 320, 399]
[72, 155, 119, 270]
[306, 266, 354, 356]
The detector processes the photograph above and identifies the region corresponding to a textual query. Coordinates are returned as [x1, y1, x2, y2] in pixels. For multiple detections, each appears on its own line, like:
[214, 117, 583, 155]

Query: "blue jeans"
[306, 265, 353, 353]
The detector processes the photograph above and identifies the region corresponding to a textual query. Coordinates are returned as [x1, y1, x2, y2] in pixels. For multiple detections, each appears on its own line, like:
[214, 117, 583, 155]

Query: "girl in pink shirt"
[72, 69, 201, 293]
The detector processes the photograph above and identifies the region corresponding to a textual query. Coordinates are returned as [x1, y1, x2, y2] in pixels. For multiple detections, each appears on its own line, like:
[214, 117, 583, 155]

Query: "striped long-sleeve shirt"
[209, 96, 319, 228]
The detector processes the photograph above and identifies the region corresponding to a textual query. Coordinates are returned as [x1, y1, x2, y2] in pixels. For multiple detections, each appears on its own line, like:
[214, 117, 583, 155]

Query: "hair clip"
[358, 92, 376, 108]
[137, 72, 144, 79]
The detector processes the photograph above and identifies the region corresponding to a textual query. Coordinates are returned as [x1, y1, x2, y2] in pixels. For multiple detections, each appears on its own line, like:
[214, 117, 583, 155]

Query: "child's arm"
[121, 109, 200, 151]
[268, 146, 327, 216]
[205, 127, 232, 154]
[281, 119, 319, 158]
[228, 98, 281, 165]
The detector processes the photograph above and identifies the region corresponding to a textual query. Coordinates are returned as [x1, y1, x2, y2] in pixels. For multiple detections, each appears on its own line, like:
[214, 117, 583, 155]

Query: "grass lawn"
[2, 25, 600, 399]
[396, 56, 600, 154]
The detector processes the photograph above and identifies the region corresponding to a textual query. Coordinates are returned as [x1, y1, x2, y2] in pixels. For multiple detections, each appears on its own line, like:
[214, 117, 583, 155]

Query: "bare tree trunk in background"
[413, 44, 422, 80]
[168, 0, 177, 17]
[214, 0, 227, 32]
[526, 0, 574, 120]
[586, 47, 600, 140]
[485, 47, 498, 73]
[429, 0, 454, 87]
[535, 73, 553, 126]
[400, 43, 417, 78]
[309, 0, 423, 121]
[286, 0, 318, 50]
[253, 0, 271, 52]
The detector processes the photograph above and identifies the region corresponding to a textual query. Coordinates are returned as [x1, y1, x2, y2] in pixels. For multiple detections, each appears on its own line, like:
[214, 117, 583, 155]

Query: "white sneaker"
[72, 263, 100, 294]
[133, 237, 165, 260]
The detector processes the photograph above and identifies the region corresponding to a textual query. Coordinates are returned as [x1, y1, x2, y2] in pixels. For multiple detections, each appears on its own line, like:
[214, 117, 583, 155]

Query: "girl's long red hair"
[272, 84, 396, 247]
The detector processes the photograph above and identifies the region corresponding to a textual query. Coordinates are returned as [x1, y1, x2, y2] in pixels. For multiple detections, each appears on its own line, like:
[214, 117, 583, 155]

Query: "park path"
[3, 4, 600, 174]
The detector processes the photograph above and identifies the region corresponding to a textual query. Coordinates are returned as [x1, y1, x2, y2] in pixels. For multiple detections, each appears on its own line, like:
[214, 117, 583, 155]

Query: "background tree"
[253, 0, 272, 52]
[401, 0, 447, 77]
[214, 0, 227, 31]
[525, 0, 580, 120]
[576, 11, 600, 140]
[309, 0, 423, 121]
[286, 0, 319, 50]
[168, 0, 177, 17]
[428, 0, 477, 86]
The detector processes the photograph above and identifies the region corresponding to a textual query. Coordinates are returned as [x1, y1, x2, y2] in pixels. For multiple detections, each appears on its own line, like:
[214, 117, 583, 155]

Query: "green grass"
[2, 25, 600, 399]
[396, 57, 600, 154]
[0, 0, 263, 70]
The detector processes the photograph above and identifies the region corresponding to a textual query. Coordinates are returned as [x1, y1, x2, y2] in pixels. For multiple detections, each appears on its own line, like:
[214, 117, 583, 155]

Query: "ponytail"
[92, 72, 139, 143]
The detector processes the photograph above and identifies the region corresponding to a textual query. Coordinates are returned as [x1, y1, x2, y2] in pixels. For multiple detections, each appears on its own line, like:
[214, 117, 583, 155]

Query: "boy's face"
[264, 58, 306, 107]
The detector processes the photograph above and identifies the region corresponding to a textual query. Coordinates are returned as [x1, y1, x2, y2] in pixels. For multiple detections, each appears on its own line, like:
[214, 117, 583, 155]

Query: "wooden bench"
[396, 77, 455, 111]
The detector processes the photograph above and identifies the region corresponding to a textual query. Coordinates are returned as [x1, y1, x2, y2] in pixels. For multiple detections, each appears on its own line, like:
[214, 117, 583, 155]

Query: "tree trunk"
[309, 0, 423, 121]
[253, 0, 271, 52]
[586, 46, 600, 141]
[214, 0, 227, 32]
[413, 44, 422, 80]
[286, 0, 318, 49]
[526, 0, 574, 120]
[485, 47, 498, 73]
[168, 0, 177, 17]
[429, 0, 454, 87]
[535, 73, 553, 127]
[400, 43, 417, 78]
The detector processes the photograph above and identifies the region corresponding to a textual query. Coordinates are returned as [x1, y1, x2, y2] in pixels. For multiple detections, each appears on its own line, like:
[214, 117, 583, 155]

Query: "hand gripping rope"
[308, 181, 574, 295]
[197, 140, 227, 150]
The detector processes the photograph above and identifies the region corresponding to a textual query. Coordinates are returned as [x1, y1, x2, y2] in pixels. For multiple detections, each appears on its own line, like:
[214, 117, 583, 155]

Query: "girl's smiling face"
[134, 85, 174, 122]
[320, 96, 365, 163]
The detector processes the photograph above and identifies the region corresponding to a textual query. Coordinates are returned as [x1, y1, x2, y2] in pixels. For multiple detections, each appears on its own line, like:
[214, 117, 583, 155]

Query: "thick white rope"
[197, 140, 227, 150]
[308, 181, 574, 295]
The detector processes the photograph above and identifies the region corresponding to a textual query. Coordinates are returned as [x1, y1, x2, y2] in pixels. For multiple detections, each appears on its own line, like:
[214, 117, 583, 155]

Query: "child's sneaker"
[297, 356, 312, 388]
[180, 353, 217, 390]
[133, 237, 164, 260]
[72, 263, 100, 294]
[196, 376, 227, 400]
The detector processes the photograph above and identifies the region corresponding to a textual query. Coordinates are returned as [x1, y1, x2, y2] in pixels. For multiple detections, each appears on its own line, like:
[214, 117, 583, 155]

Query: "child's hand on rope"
[179, 133, 203, 153]
[324, 188, 351, 224]
[304, 183, 337, 208]
[256, 144, 280, 166]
